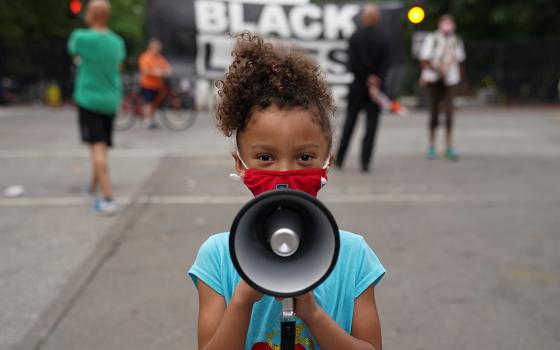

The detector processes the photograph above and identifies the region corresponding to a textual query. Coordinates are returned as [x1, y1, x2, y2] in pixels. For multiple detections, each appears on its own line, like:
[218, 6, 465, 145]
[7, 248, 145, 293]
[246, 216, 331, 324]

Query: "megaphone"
[229, 189, 340, 298]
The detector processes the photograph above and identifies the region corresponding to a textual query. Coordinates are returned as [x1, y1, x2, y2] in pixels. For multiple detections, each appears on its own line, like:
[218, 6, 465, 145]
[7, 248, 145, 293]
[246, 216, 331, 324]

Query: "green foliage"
[0, 0, 146, 78]
[410, 0, 560, 40]
[312, 0, 560, 40]
[109, 0, 146, 66]
[0, 0, 78, 76]
[110, 0, 145, 41]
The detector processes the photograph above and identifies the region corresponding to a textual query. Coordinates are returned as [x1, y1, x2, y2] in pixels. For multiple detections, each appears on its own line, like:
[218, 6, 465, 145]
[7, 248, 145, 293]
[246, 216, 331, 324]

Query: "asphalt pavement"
[1, 105, 559, 350]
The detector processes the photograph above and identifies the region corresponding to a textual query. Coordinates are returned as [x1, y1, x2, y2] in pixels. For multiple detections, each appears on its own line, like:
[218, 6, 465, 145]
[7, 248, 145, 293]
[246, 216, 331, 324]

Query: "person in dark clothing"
[335, 4, 390, 172]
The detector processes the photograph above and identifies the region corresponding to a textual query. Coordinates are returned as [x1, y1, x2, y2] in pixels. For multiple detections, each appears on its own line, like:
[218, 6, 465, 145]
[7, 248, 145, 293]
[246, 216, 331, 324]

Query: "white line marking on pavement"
[0, 197, 131, 206]
[0, 149, 227, 159]
[136, 195, 251, 205]
[0, 193, 542, 207]
[0, 197, 86, 206]
[321, 193, 510, 203]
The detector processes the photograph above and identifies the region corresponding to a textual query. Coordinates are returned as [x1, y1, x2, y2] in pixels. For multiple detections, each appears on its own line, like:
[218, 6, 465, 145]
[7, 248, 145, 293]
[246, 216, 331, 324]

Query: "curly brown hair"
[215, 33, 336, 146]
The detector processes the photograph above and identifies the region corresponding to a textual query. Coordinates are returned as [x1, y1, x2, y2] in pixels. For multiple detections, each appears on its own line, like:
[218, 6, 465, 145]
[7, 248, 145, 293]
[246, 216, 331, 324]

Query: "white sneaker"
[93, 198, 117, 216]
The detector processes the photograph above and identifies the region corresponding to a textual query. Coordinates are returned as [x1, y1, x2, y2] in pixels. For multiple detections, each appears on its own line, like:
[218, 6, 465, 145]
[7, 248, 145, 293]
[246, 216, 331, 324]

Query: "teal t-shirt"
[188, 230, 385, 350]
[68, 28, 125, 114]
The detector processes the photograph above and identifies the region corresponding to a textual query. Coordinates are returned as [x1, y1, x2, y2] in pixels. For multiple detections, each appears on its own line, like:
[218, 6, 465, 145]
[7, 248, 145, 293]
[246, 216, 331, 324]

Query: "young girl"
[188, 33, 385, 350]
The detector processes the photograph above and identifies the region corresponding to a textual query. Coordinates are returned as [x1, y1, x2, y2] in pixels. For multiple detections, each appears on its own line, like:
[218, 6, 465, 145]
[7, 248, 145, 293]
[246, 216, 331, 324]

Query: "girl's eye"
[257, 154, 272, 162]
[298, 154, 314, 162]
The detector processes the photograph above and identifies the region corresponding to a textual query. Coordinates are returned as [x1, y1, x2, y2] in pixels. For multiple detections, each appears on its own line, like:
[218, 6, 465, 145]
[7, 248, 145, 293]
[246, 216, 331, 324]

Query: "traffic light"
[69, 0, 82, 18]
[407, 5, 425, 24]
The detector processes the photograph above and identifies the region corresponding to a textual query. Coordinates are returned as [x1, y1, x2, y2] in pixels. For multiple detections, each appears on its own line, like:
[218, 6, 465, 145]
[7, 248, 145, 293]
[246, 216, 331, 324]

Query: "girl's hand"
[294, 291, 322, 324]
[232, 280, 263, 308]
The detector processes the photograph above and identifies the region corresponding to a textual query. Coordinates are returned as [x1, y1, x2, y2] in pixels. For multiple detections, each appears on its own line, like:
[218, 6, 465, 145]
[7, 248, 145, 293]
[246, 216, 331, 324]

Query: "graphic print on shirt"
[251, 323, 315, 350]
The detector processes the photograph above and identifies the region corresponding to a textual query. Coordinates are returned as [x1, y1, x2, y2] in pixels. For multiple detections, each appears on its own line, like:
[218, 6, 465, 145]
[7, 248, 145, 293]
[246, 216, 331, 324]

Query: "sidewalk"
[2, 106, 560, 350]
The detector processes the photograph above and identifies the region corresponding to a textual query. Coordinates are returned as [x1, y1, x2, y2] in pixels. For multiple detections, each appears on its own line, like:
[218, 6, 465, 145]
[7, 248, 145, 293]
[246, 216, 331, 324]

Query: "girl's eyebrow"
[294, 144, 321, 151]
[250, 144, 276, 150]
[250, 144, 320, 150]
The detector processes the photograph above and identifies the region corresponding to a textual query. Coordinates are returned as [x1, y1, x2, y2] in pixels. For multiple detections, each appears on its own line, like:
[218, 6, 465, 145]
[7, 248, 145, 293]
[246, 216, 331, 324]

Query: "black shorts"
[141, 87, 159, 103]
[78, 106, 115, 147]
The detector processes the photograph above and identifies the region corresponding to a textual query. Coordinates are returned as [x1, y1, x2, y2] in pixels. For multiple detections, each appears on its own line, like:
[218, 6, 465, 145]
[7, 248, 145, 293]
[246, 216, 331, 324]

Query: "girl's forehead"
[248, 105, 313, 122]
[240, 106, 329, 149]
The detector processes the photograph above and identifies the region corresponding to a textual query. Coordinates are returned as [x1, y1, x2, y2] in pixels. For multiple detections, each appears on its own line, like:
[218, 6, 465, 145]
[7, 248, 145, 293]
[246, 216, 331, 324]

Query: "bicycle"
[116, 76, 197, 131]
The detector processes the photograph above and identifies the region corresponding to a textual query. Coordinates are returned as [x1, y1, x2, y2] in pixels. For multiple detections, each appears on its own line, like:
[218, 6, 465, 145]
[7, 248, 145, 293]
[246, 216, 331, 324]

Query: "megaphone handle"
[280, 320, 296, 350]
[280, 298, 296, 350]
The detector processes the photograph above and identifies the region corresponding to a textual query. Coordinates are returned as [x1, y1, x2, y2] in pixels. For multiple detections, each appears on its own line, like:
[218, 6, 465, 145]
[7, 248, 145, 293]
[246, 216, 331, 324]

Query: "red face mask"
[233, 155, 329, 197]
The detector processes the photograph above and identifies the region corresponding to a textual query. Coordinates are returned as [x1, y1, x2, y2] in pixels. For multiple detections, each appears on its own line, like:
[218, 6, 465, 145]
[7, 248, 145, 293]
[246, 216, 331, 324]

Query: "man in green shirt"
[68, 0, 125, 215]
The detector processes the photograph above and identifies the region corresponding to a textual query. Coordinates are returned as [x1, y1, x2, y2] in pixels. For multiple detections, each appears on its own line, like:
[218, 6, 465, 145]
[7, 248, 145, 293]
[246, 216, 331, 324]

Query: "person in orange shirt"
[138, 38, 171, 128]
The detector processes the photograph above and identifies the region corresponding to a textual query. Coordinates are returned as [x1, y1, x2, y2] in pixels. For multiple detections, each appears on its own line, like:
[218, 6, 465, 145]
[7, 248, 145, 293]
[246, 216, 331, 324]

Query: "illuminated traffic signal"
[407, 6, 425, 24]
[69, 0, 82, 18]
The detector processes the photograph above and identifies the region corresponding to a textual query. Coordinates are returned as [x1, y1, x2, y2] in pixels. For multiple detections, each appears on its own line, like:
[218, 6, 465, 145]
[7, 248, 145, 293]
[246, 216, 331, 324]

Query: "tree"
[312, 0, 560, 40]
[0, 0, 146, 80]
[0, 0, 77, 77]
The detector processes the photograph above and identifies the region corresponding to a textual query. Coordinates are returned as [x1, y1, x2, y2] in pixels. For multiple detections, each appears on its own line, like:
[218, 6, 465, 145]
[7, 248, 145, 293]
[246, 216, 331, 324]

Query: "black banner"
[147, 0, 404, 98]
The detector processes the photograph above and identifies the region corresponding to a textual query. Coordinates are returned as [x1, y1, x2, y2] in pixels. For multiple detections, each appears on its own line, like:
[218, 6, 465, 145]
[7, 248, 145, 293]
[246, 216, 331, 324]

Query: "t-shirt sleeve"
[138, 54, 146, 69]
[138, 53, 152, 72]
[188, 235, 225, 296]
[355, 237, 386, 298]
[67, 30, 80, 56]
[418, 33, 434, 61]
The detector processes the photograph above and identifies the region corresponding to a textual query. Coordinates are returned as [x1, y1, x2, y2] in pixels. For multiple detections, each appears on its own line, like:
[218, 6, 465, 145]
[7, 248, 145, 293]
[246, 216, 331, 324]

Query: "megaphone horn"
[229, 189, 340, 298]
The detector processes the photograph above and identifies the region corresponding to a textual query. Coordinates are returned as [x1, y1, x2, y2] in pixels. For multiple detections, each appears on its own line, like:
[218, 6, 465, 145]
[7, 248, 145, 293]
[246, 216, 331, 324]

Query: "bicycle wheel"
[115, 96, 137, 131]
[159, 93, 197, 131]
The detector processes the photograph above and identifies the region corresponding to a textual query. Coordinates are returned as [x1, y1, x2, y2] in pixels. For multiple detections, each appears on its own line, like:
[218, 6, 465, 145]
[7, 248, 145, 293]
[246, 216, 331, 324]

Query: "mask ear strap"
[236, 151, 250, 170]
[230, 151, 249, 181]
[322, 157, 331, 170]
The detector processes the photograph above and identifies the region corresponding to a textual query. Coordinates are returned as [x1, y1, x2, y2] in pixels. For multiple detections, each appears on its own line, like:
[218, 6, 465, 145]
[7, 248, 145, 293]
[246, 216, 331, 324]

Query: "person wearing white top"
[419, 14, 465, 160]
